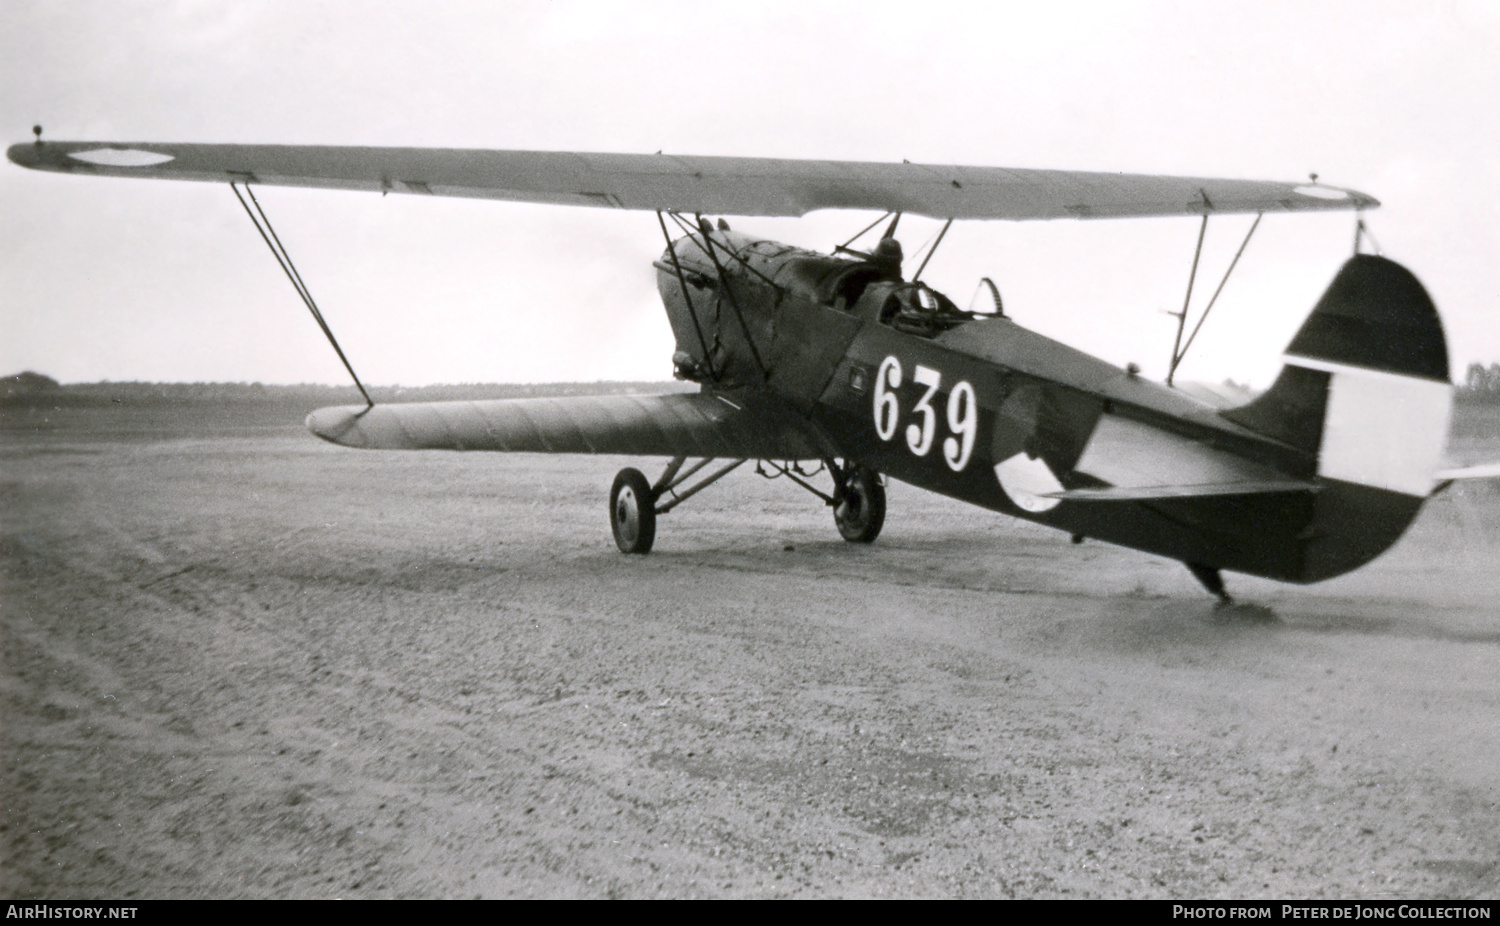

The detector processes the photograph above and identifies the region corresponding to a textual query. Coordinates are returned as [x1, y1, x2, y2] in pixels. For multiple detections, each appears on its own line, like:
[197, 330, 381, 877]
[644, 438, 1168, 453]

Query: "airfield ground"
[2, 397, 1498, 899]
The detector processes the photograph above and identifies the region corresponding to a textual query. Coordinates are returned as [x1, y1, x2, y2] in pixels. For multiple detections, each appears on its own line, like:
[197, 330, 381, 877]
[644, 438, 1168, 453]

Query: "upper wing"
[304, 391, 833, 459]
[8, 140, 1377, 221]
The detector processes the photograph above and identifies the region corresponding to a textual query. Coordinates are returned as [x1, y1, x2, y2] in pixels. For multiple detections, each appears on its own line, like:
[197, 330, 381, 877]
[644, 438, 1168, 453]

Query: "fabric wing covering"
[304, 392, 833, 460]
[8, 142, 1376, 220]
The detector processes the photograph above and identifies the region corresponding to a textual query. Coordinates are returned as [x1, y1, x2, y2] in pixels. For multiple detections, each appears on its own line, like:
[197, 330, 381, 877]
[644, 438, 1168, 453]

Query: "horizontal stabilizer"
[9, 140, 1377, 222]
[1046, 479, 1318, 502]
[305, 392, 831, 459]
[1435, 462, 1500, 481]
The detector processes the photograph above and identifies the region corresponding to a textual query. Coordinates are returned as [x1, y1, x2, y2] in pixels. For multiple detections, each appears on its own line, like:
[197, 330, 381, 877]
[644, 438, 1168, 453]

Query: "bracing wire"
[230, 183, 374, 408]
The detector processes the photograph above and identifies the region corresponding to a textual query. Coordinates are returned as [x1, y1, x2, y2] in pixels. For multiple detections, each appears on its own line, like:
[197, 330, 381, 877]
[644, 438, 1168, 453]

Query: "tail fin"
[1222, 255, 1451, 580]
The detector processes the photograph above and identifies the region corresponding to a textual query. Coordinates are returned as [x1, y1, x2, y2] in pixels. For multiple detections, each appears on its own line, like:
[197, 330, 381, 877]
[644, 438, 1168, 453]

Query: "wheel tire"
[834, 465, 885, 543]
[610, 468, 657, 554]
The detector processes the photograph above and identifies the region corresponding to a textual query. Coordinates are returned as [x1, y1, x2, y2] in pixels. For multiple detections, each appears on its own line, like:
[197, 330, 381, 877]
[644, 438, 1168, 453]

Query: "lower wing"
[305, 391, 832, 460]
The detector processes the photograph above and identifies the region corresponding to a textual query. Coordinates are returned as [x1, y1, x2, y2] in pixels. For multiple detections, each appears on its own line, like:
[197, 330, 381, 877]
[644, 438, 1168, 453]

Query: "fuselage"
[655, 228, 1429, 583]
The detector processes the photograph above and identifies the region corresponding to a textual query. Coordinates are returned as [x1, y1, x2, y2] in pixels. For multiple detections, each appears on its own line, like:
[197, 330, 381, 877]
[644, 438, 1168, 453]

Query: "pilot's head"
[870, 237, 904, 279]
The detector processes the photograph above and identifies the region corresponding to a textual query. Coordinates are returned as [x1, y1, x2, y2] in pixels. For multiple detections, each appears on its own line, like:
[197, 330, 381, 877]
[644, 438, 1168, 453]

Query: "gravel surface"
[3, 407, 1498, 898]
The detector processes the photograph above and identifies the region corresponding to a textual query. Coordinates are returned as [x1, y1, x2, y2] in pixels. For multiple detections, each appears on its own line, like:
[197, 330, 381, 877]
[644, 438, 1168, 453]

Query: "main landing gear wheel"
[610, 468, 656, 554]
[834, 465, 886, 543]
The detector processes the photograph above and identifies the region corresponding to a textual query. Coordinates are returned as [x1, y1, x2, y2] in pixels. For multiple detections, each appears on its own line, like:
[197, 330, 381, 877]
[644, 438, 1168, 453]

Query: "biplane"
[11, 130, 1497, 601]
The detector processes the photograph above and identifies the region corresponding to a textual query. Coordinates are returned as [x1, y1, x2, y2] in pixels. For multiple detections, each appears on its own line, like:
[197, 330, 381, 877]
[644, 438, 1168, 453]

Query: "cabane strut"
[656, 210, 719, 382]
[691, 214, 769, 381]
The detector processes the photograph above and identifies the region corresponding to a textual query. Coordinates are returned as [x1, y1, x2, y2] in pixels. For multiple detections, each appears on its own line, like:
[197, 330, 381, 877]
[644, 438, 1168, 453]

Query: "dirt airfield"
[3, 399, 1498, 899]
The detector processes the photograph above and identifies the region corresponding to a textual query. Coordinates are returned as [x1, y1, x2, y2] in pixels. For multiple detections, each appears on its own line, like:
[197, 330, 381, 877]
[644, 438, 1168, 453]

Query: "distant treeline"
[1460, 363, 1500, 404]
[8, 366, 1500, 405]
[1, 372, 695, 407]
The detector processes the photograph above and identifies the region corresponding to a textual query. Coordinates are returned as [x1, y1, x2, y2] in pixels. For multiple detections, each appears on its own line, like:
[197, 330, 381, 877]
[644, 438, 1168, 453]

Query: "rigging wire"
[912, 218, 954, 282]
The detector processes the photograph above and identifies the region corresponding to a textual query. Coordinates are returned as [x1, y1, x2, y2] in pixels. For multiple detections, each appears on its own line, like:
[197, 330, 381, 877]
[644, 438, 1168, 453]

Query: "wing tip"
[1289, 183, 1380, 211]
[7, 141, 43, 169]
[306, 405, 370, 447]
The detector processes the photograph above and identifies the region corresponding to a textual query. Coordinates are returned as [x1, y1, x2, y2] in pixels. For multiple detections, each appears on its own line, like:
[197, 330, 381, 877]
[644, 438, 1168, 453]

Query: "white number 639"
[872, 356, 977, 472]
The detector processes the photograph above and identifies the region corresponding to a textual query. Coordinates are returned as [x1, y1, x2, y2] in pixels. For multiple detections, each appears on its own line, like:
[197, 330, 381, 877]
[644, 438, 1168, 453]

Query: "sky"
[2, 0, 1497, 387]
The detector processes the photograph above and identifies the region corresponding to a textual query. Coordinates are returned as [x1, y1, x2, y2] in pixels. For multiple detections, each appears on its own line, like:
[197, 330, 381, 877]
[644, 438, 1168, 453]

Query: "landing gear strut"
[609, 457, 747, 554]
[608, 457, 886, 552]
[758, 459, 887, 544]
